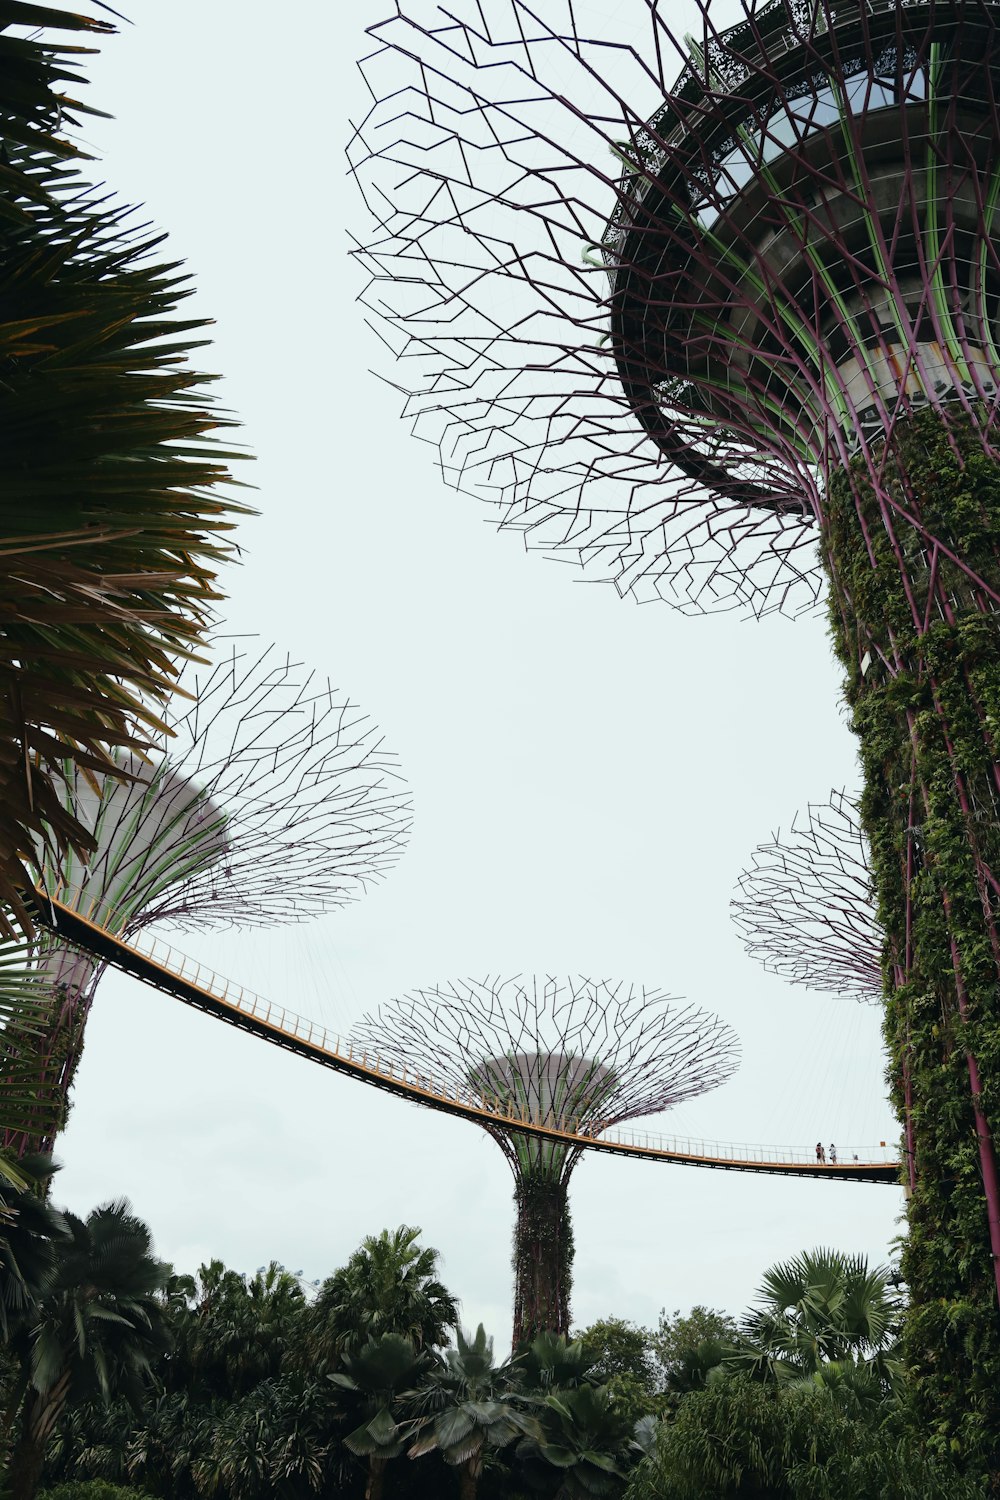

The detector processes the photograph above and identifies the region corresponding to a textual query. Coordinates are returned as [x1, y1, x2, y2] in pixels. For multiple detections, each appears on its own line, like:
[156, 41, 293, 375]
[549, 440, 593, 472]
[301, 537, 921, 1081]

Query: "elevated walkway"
[28, 892, 901, 1186]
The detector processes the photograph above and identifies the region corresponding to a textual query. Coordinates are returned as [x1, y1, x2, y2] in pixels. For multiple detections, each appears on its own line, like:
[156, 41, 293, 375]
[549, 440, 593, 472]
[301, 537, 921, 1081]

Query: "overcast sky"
[54, 0, 903, 1341]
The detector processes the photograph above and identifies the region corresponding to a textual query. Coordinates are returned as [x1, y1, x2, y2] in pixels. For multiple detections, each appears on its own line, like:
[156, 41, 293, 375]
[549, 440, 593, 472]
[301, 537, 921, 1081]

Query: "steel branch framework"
[733, 790, 883, 1002]
[2, 641, 411, 1157]
[353, 0, 1000, 1443]
[354, 975, 738, 1343]
[351, 0, 1000, 615]
[38, 640, 411, 934]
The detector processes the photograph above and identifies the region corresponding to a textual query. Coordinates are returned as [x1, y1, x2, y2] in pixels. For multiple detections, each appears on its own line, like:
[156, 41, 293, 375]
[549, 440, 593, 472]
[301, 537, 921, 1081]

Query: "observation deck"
[607, 0, 1000, 501]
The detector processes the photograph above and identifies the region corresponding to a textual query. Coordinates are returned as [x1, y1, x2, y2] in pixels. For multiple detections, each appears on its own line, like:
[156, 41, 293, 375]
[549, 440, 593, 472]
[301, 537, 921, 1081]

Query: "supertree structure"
[733, 791, 882, 1004]
[352, 976, 739, 1347]
[2, 641, 411, 1159]
[732, 794, 912, 1184]
[351, 0, 1000, 1456]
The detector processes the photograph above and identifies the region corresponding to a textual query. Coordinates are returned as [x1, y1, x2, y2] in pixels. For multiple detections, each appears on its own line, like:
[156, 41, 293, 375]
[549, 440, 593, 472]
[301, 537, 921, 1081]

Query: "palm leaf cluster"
[737, 1248, 902, 1395]
[1, 1185, 170, 1500]
[0, 0, 248, 937]
[0, 937, 77, 1173]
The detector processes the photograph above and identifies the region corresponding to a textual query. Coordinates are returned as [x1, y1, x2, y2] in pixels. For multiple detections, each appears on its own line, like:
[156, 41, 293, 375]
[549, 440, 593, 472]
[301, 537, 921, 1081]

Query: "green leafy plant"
[0, 2, 249, 937]
[6, 1198, 170, 1500]
[407, 1324, 535, 1500]
[824, 408, 1000, 1470]
[38, 1484, 154, 1500]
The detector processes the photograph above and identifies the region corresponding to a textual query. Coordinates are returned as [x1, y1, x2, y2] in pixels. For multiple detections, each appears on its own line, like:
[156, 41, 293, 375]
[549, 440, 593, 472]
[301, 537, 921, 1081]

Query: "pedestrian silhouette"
[815, 1141, 826, 1163]
[829, 1143, 837, 1163]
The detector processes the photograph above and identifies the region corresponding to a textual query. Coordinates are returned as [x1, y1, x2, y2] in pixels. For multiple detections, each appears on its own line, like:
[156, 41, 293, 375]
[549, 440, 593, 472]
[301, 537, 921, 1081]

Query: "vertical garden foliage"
[512, 1175, 574, 1347]
[823, 410, 1000, 1474]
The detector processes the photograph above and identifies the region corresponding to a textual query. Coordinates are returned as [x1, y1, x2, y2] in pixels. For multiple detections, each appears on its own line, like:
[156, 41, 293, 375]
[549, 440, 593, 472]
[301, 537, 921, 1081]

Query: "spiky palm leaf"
[0, 933, 79, 1163]
[737, 1248, 902, 1391]
[405, 1324, 533, 1497]
[0, 2, 249, 937]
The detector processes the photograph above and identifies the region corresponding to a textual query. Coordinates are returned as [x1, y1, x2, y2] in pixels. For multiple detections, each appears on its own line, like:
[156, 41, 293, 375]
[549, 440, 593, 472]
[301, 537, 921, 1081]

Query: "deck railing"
[33, 889, 899, 1176]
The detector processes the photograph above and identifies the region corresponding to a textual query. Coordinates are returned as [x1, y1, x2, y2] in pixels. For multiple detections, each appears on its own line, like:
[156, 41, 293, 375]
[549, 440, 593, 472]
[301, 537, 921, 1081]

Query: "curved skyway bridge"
[27, 892, 900, 1187]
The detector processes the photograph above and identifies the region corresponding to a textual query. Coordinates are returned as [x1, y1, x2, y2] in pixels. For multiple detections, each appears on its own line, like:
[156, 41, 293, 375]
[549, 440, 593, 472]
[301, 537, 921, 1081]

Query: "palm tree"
[407, 1324, 534, 1500]
[6, 1197, 171, 1500]
[331, 1331, 433, 1500]
[737, 1248, 902, 1391]
[170, 1259, 305, 1401]
[0, 3, 246, 937]
[516, 1330, 598, 1394]
[308, 1226, 458, 1363]
[0, 1156, 64, 1341]
[516, 1383, 635, 1499]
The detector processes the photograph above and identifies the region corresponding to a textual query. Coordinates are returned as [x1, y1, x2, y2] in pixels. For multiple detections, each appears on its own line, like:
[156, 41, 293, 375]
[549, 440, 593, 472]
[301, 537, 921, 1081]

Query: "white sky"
[55, 1, 902, 1342]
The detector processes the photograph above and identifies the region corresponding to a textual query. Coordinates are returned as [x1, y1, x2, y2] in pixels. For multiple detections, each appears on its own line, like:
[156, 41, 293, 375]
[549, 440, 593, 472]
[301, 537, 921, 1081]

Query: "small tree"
[516, 1383, 636, 1499]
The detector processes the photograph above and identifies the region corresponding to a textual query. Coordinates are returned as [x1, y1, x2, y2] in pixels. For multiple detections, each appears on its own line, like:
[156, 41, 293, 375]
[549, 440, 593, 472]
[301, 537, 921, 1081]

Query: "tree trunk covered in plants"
[512, 1174, 573, 1349]
[1, 938, 102, 1160]
[822, 409, 1000, 1477]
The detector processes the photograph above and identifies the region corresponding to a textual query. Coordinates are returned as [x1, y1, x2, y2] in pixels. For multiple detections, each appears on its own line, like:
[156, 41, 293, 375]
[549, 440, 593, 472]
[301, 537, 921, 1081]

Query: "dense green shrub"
[624, 1378, 979, 1500]
[39, 1485, 154, 1500]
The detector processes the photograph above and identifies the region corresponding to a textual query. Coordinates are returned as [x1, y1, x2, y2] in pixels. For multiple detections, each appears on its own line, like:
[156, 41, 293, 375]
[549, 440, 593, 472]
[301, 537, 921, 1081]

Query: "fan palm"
[407, 1324, 534, 1500]
[331, 1332, 433, 1500]
[0, 2, 248, 938]
[737, 1248, 902, 1391]
[516, 1382, 634, 1499]
[516, 1330, 598, 1395]
[6, 1196, 171, 1500]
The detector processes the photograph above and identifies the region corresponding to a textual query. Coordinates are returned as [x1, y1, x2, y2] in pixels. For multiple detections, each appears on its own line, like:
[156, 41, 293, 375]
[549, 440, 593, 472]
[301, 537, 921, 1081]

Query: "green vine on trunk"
[823, 408, 1000, 1480]
[511, 1172, 574, 1350]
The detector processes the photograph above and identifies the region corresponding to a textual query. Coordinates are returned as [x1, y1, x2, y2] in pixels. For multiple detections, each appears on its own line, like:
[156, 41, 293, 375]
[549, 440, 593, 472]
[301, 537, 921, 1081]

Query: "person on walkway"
[829, 1143, 837, 1163]
[815, 1141, 825, 1162]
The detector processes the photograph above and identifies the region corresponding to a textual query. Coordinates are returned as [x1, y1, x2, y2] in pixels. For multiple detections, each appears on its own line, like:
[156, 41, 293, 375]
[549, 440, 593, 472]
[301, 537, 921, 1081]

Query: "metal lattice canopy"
[352, 975, 740, 1182]
[733, 790, 883, 1003]
[36, 640, 412, 937]
[0, 641, 411, 1157]
[350, 0, 1000, 615]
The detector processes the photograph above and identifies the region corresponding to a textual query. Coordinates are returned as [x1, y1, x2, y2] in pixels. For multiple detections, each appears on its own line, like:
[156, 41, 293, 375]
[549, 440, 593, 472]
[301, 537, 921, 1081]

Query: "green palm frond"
[0, 3, 251, 937]
[0, 930, 77, 1151]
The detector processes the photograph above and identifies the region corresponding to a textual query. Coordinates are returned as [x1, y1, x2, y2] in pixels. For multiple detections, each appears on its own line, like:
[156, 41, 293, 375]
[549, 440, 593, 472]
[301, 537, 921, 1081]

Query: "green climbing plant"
[822, 407, 1000, 1474]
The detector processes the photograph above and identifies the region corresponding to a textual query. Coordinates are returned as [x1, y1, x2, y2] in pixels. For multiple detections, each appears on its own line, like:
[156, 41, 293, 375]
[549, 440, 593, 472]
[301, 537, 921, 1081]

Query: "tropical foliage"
[7, 1216, 974, 1500]
[0, 1, 247, 937]
[406, 1324, 532, 1499]
[824, 409, 1000, 1469]
[5, 1198, 170, 1500]
[307, 1225, 458, 1362]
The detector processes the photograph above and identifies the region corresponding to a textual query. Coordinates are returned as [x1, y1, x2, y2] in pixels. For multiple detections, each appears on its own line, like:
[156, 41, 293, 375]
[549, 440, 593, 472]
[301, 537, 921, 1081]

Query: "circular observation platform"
[607, 0, 1000, 507]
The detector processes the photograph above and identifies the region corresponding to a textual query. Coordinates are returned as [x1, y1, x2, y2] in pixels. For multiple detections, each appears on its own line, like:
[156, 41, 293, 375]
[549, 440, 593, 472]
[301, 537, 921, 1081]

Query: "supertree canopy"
[733, 794, 918, 1192]
[352, 976, 739, 1347]
[352, 0, 1000, 1460]
[2, 642, 411, 1159]
[733, 790, 882, 1004]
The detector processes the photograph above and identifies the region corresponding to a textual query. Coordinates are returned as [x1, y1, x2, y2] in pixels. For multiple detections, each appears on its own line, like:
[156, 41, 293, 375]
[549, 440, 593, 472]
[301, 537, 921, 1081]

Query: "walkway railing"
[28, 890, 901, 1184]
